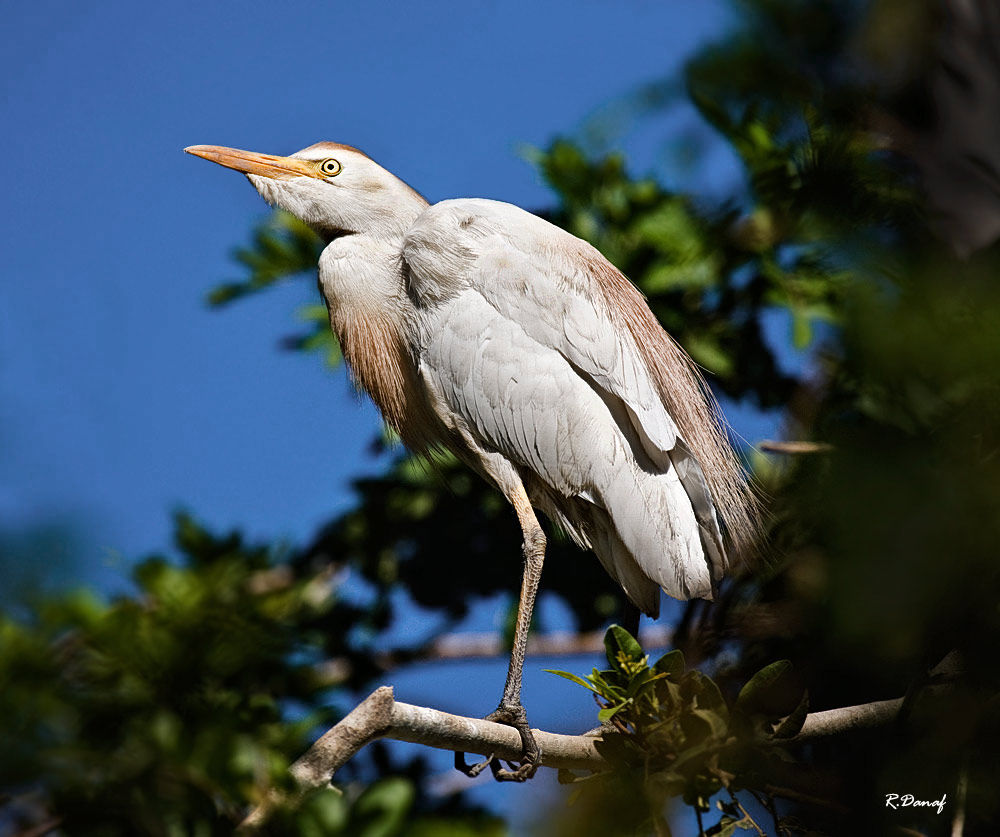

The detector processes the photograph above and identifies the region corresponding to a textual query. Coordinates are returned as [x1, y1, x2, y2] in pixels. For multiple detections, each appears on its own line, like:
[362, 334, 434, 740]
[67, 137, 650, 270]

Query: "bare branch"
[239, 685, 606, 830]
[240, 684, 936, 829]
[794, 697, 904, 742]
[427, 626, 674, 660]
[312, 627, 674, 686]
[758, 440, 833, 454]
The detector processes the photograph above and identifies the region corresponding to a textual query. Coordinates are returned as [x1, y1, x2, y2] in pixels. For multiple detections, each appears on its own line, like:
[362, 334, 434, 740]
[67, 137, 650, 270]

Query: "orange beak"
[184, 145, 320, 180]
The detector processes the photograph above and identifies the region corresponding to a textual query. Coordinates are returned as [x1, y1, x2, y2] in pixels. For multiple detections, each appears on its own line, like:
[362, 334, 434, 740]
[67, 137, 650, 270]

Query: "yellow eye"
[318, 158, 342, 176]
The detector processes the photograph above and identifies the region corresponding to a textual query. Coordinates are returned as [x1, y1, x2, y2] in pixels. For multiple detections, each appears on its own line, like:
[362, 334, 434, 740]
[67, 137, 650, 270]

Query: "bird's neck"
[335, 180, 429, 243]
[318, 234, 434, 450]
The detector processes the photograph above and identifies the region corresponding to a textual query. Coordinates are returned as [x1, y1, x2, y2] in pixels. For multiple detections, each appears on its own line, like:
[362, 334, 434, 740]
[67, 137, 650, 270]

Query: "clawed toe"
[454, 703, 540, 783]
[454, 749, 495, 778]
[489, 758, 537, 782]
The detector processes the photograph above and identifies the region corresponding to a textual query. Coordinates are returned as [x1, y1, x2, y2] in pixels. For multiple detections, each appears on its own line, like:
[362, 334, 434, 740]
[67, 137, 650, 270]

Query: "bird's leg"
[456, 487, 545, 782]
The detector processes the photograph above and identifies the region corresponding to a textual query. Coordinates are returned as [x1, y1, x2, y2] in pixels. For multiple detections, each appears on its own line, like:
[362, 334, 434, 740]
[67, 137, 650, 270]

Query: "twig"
[758, 440, 833, 454]
[727, 788, 765, 836]
[762, 783, 850, 815]
[750, 789, 784, 836]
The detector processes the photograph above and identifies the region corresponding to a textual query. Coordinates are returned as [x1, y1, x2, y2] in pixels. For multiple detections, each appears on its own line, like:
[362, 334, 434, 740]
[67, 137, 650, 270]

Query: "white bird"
[185, 141, 758, 781]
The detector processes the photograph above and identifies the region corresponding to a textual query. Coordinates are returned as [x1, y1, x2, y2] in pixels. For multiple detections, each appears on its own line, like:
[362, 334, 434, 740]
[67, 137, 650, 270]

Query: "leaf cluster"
[0, 514, 499, 835]
[549, 628, 807, 834]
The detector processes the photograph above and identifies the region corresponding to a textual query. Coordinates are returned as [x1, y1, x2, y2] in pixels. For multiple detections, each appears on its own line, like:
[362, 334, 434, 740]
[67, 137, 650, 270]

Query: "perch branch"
[239, 685, 605, 830]
[793, 696, 904, 741]
[240, 685, 923, 829]
[758, 439, 833, 454]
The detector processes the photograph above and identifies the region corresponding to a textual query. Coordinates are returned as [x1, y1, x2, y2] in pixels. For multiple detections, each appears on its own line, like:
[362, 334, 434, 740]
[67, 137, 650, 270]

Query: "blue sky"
[2, 0, 789, 827]
[1, 0, 755, 591]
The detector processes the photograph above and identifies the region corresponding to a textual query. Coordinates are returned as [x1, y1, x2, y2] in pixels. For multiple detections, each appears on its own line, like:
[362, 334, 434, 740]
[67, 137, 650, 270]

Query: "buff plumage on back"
[403, 198, 761, 595]
[586, 253, 761, 560]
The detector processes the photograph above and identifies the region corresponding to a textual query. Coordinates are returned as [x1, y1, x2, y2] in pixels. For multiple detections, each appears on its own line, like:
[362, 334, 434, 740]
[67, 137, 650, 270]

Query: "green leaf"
[299, 787, 349, 832]
[206, 282, 251, 306]
[705, 815, 739, 837]
[604, 625, 644, 669]
[652, 649, 685, 678]
[545, 669, 600, 694]
[694, 707, 729, 738]
[597, 702, 628, 723]
[736, 660, 804, 719]
[350, 777, 415, 837]
[693, 671, 726, 712]
[773, 688, 810, 739]
[625, 668, 656, 698]
[791, 306, 812, 349]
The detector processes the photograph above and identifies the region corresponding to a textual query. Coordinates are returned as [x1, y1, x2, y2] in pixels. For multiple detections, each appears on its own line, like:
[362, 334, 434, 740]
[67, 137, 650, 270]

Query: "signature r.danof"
[885, 793, 947, 815]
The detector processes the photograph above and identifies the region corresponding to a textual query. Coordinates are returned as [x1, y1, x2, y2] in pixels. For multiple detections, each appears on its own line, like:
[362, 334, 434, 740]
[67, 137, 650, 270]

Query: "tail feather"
[589, 256, 762, 559]
[587, 506, 662, 617]
[596, 460, 714, 604]
[669, 438, 728, 584]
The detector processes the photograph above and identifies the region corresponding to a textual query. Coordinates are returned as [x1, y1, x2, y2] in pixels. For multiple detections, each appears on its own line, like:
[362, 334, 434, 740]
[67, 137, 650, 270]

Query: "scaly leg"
[456, 485, 546, 782]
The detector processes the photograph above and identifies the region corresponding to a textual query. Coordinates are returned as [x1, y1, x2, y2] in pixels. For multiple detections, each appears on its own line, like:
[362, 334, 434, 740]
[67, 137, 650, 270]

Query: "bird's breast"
[318, 236, 440, 452]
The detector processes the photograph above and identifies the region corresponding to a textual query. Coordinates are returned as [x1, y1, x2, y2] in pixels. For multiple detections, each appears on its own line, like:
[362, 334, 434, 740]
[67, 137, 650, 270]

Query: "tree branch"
[239, 683, 929, 830]
[758, 440, 833, 454]
[312, 627, 674, 686]
[239, 685, 606, 830]
[793, 696, 904, 741]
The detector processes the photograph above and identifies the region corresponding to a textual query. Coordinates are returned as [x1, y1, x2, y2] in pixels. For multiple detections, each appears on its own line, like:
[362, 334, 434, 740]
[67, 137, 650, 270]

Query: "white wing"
[403, 199, 727, 609]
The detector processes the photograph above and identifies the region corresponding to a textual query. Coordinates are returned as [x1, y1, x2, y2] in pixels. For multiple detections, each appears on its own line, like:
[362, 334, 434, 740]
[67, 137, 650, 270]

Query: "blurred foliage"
[298, 449, 624, 634]
[0, 514, 501, 835]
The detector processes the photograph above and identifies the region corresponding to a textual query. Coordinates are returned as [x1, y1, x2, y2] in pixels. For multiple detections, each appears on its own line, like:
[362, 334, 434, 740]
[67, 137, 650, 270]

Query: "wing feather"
[405, 199, 756, 604]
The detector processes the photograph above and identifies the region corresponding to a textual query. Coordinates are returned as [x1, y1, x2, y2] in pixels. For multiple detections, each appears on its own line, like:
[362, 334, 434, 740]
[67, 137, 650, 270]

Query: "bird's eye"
[318, 158, 342, 176]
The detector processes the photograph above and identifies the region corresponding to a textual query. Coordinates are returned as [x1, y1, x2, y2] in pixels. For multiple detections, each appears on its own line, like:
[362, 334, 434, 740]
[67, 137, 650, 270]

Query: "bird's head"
[184, 142, 427, 241]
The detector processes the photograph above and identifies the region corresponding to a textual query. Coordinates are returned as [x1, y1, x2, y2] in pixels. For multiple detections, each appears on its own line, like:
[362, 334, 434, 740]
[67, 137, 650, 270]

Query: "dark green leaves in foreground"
[0, 514, 502, 836]
[549, 627, 805, 835]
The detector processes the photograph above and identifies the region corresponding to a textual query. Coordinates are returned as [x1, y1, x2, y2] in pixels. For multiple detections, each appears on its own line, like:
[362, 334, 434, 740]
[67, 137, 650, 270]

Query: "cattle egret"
[185, 142, 758, 781]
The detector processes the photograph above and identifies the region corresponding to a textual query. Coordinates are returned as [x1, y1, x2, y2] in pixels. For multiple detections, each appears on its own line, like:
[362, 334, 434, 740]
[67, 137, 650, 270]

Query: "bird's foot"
[454, 702, 540, 782]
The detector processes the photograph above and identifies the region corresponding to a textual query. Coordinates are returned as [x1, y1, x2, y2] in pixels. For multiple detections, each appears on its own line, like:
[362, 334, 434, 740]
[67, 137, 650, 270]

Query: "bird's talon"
[454, 750, 495, 778]
[492, 762, 535, 782]
[489, 703, 540, 782]
[454, 703, 540, 782]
